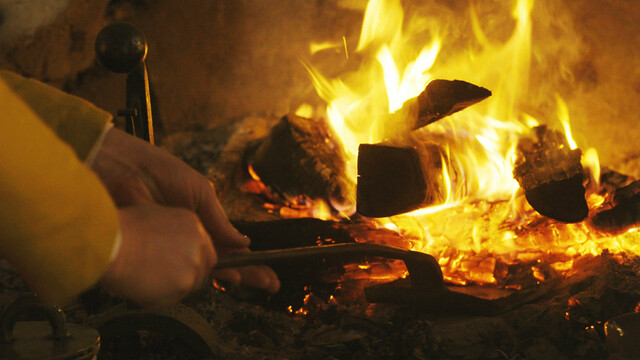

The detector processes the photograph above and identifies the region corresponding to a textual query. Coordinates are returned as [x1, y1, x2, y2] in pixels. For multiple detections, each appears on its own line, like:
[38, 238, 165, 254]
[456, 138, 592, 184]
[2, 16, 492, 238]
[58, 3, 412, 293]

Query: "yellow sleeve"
[0, 70, 112, 161]
[0, 74, 119, 304]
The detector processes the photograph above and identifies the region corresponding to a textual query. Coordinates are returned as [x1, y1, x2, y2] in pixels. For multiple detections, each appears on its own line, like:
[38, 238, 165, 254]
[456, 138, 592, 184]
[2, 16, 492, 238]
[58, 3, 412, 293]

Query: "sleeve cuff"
[85, 123, 114, 166]
[109, 227, 123, 263]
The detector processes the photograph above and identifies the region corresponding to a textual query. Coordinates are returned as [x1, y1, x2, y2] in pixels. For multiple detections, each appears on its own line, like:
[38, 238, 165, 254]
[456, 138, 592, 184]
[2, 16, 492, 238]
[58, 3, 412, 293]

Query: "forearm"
[0, 75, 119, 304]
[0, 70, 113, 161]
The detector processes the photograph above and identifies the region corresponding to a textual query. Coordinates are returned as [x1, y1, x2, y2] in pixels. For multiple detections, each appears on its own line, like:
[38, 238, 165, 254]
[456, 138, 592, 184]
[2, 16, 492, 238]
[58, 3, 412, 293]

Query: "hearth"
[2, 0, 640, 359]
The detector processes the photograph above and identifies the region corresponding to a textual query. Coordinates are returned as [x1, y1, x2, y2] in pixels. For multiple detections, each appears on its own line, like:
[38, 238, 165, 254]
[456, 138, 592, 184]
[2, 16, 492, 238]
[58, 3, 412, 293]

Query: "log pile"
[213, 79, 492, 219]
[356, 80, 491, 217]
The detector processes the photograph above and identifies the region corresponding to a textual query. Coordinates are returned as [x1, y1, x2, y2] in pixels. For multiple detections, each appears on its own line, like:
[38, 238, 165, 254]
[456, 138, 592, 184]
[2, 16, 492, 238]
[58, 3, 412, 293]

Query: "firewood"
[513, 125, 588, 223]
[401, 79, 492, 130]
[590, 193, 640, 234]
[357, 143, 444, 217]
[613, 179, 640, 205]
[247, 114, 355, 208]
[591, 180, 640, 234]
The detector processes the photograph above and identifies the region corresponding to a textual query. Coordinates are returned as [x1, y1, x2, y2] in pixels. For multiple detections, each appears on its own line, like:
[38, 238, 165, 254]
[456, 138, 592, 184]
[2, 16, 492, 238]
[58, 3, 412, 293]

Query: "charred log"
[591, 179, 640, 234]
[524, 175, 588, 223]
[356, 144, 429, 217]
[612, 178, 640, 205]
[513, 125, 588, 223]
[404, 79, 492, 130]
[247, 115, 354, 209]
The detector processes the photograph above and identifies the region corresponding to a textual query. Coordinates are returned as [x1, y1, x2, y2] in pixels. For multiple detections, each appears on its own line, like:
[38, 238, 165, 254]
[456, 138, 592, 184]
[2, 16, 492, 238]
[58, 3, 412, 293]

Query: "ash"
[182, 254, 640, 360]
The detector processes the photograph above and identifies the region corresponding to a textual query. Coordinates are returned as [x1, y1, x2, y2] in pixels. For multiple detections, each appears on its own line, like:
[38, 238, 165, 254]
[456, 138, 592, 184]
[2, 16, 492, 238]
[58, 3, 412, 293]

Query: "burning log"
[591, 179, 640, 234]
[401, 79, 492, 130]
[356, 143, 444, 217]
[246, 114, 355, 209]
[513, 125, 588, 223]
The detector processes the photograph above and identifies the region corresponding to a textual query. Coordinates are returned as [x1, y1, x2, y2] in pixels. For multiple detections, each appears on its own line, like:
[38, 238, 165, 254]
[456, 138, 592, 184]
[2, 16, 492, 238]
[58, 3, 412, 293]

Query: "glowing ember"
[244, 165, 337, 220]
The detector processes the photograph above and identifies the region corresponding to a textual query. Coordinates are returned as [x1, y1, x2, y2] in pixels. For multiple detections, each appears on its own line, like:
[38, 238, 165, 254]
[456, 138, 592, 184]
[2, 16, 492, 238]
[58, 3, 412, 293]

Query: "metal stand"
[95, 22, 154, 144]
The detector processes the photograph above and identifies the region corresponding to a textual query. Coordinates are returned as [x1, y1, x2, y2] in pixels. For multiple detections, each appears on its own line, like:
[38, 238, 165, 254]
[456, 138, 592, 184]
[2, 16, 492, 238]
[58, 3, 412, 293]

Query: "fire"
[245, 165, 336, 220]
[301, 0, 640, 287]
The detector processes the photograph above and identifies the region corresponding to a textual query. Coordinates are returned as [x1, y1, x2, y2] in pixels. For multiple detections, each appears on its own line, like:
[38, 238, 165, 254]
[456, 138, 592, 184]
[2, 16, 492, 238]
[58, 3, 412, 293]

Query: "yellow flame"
[377, 41, 440, 112]
[317, 0, 534, 207]
[295, 103, 315, 119]
[343, 36, 349, 59]
[304, 0, 640, 286]
[556, 94, 578, 150]
[310, 40, 344, 55]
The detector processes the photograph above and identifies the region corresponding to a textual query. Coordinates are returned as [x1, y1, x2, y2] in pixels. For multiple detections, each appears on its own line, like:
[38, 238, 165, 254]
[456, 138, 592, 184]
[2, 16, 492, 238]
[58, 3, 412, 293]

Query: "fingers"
[210, 247, 281, 294]
[211, 266, 280, 294]
[100, 204, 219, 308]
[235, 265, 280, 294]
[95, 129, 249, 249]
[196, 181, 250, 248]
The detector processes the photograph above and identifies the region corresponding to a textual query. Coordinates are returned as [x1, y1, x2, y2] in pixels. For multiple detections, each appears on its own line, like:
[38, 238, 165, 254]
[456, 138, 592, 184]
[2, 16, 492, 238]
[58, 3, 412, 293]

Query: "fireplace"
[2, 0, 640, 359]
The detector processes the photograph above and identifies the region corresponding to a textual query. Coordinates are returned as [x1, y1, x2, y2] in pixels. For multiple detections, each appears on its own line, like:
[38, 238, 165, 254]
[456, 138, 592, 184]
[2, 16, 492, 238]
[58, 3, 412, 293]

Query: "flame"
[295, 103, 315, 119]
[556, 94, 578, 150]
[245, 165, 336, 220]
[300, 0, 640, 288]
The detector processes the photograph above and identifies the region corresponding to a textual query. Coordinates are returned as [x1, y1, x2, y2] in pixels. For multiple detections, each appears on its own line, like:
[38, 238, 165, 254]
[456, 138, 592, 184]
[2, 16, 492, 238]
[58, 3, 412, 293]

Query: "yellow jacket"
[0, 70, 119, 304]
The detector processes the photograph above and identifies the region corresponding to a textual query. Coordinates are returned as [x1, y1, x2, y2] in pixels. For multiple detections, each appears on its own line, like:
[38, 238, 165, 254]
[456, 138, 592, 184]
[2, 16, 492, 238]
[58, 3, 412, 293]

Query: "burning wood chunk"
[591, 180, 640, 234]
[405, 79, 492, 130]
[513, 125, 588, 223]
[357, 143, 438, 217]
[247, 114, 355, 209]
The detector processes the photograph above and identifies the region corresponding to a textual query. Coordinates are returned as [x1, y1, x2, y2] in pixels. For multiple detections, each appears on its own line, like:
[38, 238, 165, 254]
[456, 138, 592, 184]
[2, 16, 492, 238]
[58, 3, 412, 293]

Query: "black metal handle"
[95, 22, 155, 144]
[214, 243, 445, 290]
[0, 294, 68, 343]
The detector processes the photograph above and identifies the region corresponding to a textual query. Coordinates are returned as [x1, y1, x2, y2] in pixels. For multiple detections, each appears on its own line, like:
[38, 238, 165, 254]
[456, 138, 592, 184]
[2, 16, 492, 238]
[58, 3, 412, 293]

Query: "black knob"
[95, 22, 147, 73]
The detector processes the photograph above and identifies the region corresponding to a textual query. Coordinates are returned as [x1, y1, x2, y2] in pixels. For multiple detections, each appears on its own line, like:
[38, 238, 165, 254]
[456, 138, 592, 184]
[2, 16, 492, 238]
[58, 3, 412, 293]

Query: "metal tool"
[214, 242, 558, 316]
[95, 22, 155, 144]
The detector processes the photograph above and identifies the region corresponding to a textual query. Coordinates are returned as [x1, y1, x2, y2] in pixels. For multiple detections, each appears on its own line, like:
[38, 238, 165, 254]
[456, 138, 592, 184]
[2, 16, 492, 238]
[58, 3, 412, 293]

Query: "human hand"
[100, 204, 217, 308]
[92, 128, 279, 294]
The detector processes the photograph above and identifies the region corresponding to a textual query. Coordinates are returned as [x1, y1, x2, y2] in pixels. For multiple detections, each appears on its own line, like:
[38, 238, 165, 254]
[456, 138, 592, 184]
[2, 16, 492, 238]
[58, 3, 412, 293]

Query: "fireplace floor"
[1, 252, 638, 359]
[170, 122, 640, 359]
[187, 253, 639, 360]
